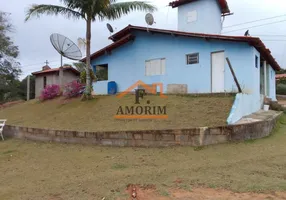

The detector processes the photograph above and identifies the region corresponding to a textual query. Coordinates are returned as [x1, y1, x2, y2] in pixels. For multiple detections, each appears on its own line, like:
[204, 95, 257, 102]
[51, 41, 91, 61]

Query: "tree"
[73, 62, 86, 73]
[277, 69, 286, 74]
[73, 62, 96, 89]
[25, 0, 156, 100]
[0, 11, 22, 103]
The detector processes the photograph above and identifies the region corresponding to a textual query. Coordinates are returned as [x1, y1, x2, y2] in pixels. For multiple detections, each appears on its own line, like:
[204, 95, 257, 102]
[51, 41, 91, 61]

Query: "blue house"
[82, 0, 281, 124]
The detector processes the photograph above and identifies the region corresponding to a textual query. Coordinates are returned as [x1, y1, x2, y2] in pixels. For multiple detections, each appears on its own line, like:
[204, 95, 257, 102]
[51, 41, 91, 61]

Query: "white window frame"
[186, 53, 199, 65]
[145, 58, 166, 76]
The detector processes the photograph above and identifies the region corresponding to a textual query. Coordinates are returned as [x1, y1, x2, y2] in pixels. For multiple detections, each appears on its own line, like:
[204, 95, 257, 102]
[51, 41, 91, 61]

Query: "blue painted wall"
[177, 0, 222, 34]
[91, 31, 260, 95]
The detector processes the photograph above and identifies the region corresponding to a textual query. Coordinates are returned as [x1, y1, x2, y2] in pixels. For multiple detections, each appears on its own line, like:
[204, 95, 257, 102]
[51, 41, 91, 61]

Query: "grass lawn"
[0, 95, 234, 131]
[1, 115, 286, 200]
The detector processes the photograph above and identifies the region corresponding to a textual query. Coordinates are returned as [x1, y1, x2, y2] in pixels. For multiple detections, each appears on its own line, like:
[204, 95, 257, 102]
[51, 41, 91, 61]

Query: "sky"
[2, 0, 286, 79]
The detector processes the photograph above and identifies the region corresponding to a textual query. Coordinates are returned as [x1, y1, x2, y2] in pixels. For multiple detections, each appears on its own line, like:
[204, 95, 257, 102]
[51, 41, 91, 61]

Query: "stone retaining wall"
[3, 112, 282, 147]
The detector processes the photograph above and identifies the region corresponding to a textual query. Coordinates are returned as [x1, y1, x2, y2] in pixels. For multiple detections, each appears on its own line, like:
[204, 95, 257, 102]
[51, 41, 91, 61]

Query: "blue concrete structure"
[91, 30, 276, 97]
[177, 0, 222, 34]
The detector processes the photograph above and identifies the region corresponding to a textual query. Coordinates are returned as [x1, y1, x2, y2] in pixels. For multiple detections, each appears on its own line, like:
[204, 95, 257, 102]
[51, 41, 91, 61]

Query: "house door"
[211, 51, 225, 92]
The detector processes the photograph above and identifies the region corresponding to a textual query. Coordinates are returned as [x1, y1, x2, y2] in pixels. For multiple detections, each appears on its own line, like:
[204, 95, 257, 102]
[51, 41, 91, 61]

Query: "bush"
[40, 84, 61, 101]
[63, 81, 83, 99]
[277, 84, 286, 95]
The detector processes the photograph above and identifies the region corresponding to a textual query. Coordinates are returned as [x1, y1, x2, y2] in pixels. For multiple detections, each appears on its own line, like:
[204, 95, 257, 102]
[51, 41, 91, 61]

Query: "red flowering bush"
[63, 81, 83, 99]
[39, 84, 61, 101]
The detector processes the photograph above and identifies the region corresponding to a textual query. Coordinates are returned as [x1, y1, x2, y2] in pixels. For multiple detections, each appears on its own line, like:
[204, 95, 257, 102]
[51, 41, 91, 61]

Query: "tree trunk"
[84, 17, 92, 99]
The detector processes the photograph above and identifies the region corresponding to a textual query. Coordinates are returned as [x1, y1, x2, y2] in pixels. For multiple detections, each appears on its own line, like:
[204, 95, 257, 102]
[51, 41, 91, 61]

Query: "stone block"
[133, 133, 142, 140]
[175, 134, 189, 144]
[55, 130, 64, 136]
[162, 134, 175, 141]
[126, 132, 134, 140]
[203, 134, 228, 146]
[76, 132, 86, 138]
[132, 140, 154, 147]
[101, 139, 113, 146]
[97, 133, 104, 140]
[27, 128, 33, 133]
[112, 139, 128, 147]
[48, 130, 56, 137]
[109, 132, 127, 139]
[64, 131, 73, 138]
[209, 128, 222, 135]
[41, 129, 49, 136]
[143, 133, 154, 140]
[155, 133, 163, 140]
[85, 132, 97, 138]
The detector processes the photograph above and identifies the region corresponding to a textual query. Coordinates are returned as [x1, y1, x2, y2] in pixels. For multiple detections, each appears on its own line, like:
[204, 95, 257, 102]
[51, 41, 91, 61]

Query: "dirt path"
[127, 186, 286, 200]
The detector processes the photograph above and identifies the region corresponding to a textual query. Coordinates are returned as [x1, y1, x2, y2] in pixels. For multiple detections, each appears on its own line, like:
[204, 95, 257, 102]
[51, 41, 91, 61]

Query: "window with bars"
[186, 53, 199, 65]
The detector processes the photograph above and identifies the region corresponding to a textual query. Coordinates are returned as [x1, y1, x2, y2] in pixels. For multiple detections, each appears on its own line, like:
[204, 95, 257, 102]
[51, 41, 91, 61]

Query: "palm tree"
[25, 0, 156, 100]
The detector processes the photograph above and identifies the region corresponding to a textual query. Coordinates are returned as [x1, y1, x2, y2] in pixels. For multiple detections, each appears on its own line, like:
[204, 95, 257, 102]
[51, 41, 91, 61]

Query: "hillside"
[0, 95, 234, 131]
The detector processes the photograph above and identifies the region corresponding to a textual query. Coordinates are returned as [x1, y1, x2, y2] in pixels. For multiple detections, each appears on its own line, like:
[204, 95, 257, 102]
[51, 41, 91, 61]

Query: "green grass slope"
[0, 95, 234, 131]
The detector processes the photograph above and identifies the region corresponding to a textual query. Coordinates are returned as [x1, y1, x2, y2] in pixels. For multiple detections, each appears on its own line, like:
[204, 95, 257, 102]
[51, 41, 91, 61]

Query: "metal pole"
[59, 55, 64, 89]
[27, 75, 30, 101]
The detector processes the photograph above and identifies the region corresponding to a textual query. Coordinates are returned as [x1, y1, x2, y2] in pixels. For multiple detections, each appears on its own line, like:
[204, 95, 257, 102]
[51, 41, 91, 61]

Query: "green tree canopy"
[0, 11, 22, 103]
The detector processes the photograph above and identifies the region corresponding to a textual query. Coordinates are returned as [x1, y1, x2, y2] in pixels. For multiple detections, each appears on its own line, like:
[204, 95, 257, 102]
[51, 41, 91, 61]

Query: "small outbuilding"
[32, 65, 80, 97]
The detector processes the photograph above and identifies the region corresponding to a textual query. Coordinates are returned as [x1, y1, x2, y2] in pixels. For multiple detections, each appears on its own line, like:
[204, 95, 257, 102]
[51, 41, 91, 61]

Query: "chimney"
[42, 65, 51, 71]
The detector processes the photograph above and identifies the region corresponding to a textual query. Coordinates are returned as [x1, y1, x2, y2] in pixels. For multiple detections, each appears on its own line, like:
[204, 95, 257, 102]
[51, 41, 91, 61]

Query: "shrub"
[40, 84, 61, 101]
[63, 81, 83, 99]
[277, 84, 286, 95]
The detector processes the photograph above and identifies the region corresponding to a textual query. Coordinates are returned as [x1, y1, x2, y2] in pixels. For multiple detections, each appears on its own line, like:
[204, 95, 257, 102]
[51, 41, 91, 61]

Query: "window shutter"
[161, 58, 166, 75]
[145, 60, 151, 76]
[145, 58, 166, 76]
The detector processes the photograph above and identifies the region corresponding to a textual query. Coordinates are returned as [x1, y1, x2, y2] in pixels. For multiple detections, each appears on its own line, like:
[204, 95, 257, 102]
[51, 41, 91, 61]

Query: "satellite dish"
[106, 23, 114, 33]
[50, 33, 82, 67]
[145, 13, 154, 26]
